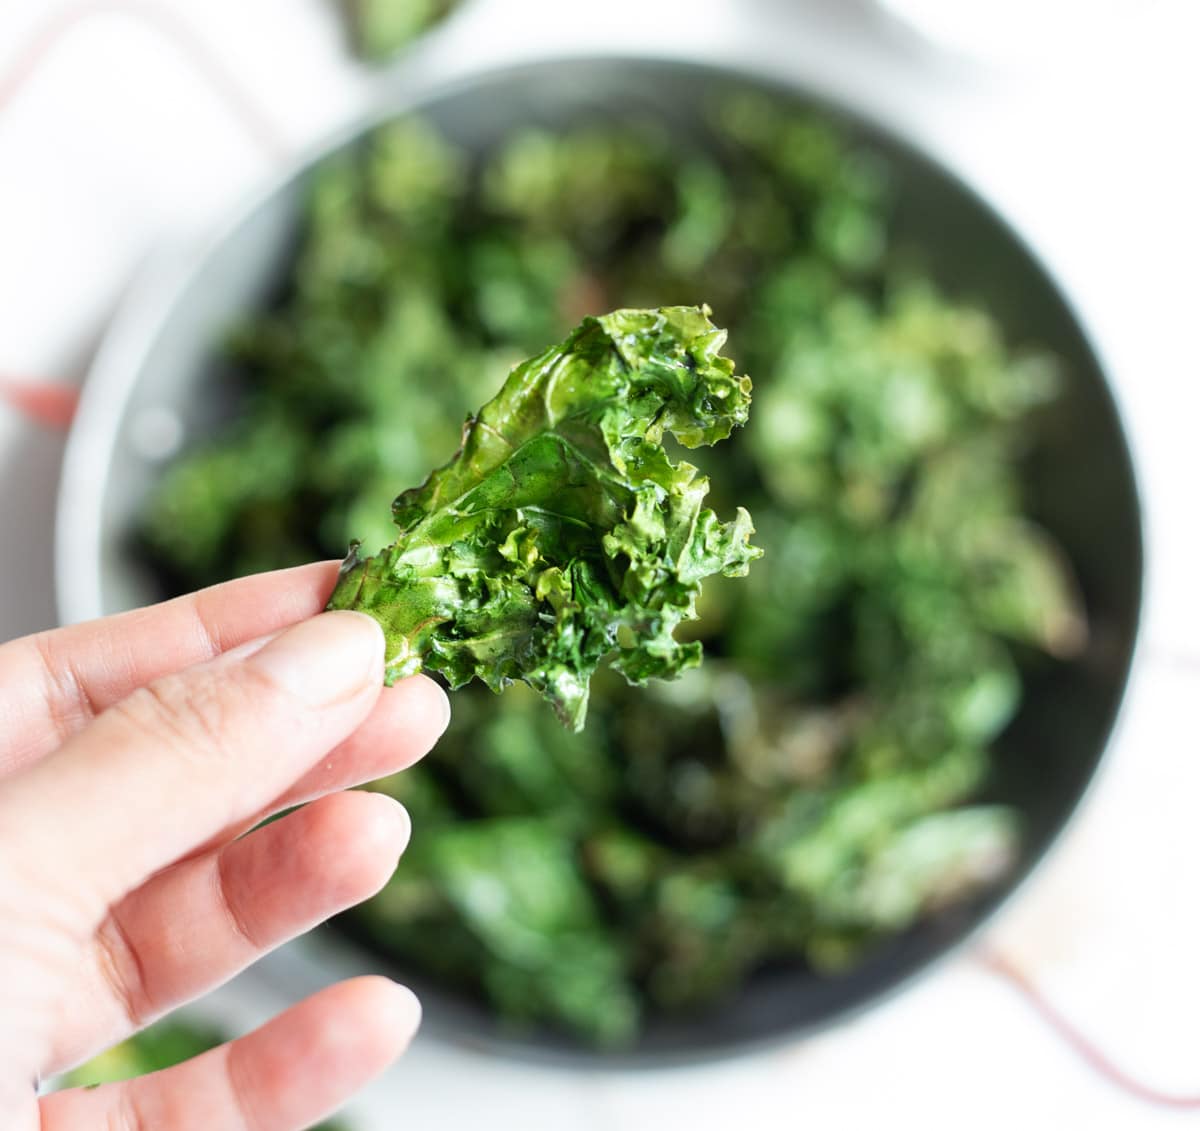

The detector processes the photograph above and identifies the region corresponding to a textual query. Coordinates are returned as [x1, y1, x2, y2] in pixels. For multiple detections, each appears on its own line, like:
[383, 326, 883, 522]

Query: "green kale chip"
[327, 306, 761, 730]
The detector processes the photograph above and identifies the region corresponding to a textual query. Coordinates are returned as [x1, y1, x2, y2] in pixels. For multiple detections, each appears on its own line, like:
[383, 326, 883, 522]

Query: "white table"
[3, 2, 1198, 1127]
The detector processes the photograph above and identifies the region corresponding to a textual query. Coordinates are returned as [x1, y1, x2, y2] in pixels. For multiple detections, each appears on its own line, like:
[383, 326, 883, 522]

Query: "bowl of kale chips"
[57, 58, 1142, 1062]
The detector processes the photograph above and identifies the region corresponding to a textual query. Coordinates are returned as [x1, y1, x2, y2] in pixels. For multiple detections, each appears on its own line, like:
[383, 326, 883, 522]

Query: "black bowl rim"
[56, 50, 1145, 1068]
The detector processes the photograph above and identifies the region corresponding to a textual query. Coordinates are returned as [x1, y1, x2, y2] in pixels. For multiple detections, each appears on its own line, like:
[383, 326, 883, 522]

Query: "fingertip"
[40, 976, 425, 1131]
[264, 676, 449, 813]
[318, 609, 387, 687]
[431, 679, 452, 736]
[250, 610, 385, 705]
[341, 976, 423, 1058]
[332, 609, 387, 653]
[379, 978, 423, 1052]
[300, 791, 409, 902]
[354, 790, 412, 870]
[390, 981, 423, 1044]
[229, 977, 423, 1128]
[390, 672, 452, 739]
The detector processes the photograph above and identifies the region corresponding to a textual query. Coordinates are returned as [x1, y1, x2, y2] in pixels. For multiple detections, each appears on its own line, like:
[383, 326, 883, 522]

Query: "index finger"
[0, 610, 392, 923]
[0, 562, 340, 776]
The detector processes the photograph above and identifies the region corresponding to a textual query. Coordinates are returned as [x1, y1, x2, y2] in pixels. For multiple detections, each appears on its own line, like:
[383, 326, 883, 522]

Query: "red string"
[976, 946, 1200, 1111]
[0, 379, 81, 430]
[0, 0, 289, 156]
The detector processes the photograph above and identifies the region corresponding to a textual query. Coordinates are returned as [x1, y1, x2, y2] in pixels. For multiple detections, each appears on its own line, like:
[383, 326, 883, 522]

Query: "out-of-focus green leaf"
[342, 0, 458, 62]
[425, 817, 640, 1043]
[137, 97, 1084, 1044]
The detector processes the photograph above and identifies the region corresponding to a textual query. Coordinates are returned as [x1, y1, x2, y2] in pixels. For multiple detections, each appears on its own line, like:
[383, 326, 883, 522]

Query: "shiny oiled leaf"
[328, 306, 761, 729]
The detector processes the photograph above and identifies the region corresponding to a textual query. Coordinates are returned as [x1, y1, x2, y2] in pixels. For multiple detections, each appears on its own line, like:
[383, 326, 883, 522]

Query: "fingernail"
[392, 802, 413, 858]
[249, 611, 384, 704]
[221, 629, 282, 663]
[390, 981, 423, 1039]
[430, 679, 452, 735]
[362, 792, 412, 860]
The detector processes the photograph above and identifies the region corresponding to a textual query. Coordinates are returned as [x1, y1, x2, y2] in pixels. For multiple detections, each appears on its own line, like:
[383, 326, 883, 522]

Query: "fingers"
[45, 791, 410, 1073]
[0, 610, 395, 925]
[247, 674, 447, 828]
[179, 673, 449, 861]
[0, 561, 340, 777]
[40, 977, 420, 1131]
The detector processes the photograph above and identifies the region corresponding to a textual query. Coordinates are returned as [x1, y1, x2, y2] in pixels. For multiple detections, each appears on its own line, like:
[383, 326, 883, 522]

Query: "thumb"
[0, 610, 385, 924]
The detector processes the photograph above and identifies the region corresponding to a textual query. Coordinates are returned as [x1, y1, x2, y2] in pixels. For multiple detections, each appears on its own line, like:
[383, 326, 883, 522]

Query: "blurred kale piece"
[328, 305, 759, 728]
[340, 0, 458, 62]
[58, 1016, 346, 1129]
[137, 92, 1084, 1044]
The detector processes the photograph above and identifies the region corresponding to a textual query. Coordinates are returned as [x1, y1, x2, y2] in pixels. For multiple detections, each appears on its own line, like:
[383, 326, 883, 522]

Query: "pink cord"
[976, 946, 1200, 1111]
[0, 379, 80, 430]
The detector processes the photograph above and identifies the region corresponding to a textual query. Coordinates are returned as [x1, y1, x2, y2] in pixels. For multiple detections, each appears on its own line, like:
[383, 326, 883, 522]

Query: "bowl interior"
[61, 58, 1142, 1064]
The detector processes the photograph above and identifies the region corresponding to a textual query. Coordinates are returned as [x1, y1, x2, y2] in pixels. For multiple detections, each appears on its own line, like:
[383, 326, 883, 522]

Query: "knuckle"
[216, 843, 262, 951]
[226, 1039, 267, 1131]
[110, 665, 274, 768]
[111, 1087, 150, 1131]
[31, 631, 99, 744]
[94, 905, 151, 1030]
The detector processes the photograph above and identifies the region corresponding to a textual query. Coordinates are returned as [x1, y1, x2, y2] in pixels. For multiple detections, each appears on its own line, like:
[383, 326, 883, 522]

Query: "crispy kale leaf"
[327, 306, 761, 729]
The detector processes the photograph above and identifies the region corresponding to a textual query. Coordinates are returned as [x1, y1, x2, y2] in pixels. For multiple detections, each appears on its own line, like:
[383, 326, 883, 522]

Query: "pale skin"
[0, 562, 451, 1129]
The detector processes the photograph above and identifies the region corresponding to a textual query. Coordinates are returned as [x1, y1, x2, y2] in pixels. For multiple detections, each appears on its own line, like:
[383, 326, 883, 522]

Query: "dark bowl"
[56, 56, 1143, 1065]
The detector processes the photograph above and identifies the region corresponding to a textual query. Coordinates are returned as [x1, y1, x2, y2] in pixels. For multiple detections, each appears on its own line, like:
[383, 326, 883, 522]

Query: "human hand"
[0, 563, 450, 1130]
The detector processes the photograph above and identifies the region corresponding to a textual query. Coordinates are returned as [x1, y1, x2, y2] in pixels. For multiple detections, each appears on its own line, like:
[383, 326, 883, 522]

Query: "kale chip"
[327, 306, 760, 729]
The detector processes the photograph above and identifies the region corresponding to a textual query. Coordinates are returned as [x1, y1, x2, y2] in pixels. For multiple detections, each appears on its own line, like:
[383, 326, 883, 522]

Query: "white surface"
[3, 1, 1200, 1127]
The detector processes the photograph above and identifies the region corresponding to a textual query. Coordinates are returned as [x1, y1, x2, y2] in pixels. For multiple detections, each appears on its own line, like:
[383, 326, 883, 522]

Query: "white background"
[2, 1, 1199, 1127]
